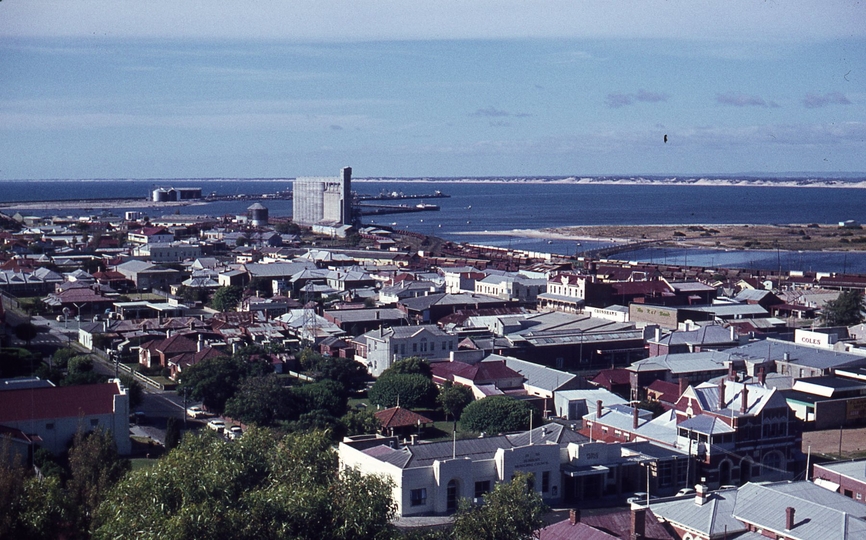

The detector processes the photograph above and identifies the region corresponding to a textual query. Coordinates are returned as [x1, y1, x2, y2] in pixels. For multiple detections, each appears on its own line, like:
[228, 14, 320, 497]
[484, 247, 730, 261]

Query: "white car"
[207, 419, 226, 433]
[186, 406, 208, 419]
[226, 426, 243, 440]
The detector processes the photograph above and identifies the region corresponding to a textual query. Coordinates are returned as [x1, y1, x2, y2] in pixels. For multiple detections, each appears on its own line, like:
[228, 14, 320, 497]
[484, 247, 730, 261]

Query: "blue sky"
[1, 1, 864, 179]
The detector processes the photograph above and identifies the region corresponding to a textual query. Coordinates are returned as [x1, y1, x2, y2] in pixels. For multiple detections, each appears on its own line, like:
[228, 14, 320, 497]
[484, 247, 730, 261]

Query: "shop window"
[542, 471, 550, 493]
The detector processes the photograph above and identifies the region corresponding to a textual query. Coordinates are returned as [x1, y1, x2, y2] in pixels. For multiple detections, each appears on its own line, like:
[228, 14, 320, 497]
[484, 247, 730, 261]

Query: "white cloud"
[3, 1, 863, 42]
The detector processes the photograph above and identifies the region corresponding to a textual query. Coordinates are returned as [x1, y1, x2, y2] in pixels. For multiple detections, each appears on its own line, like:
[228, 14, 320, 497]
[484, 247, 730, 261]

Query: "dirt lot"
[547, 223, 866, 252]
[803, 426, 866, 460]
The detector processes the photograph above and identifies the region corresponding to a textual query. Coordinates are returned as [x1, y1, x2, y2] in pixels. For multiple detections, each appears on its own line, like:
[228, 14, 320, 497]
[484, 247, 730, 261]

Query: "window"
[45, 423, 54, 430]
[542, 471, 550, 493]
[90, 419, 99, 427]
[410, 488, 427, 506]
[401, 344, 406, 355]
[475, 481, 491, 498]
[413, 343, 418, 353]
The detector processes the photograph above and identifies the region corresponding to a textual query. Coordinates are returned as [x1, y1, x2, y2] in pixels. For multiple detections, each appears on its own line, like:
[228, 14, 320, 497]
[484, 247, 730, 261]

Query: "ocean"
[2, 179, 866, 273]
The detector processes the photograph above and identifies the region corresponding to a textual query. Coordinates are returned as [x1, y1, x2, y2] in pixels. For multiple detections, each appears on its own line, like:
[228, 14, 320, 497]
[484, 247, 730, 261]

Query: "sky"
[1, 1, 865, 179]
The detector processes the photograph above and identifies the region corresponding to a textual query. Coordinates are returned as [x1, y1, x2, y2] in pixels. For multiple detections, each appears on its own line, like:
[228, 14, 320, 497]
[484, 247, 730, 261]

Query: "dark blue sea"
[2, 179, 866, 273]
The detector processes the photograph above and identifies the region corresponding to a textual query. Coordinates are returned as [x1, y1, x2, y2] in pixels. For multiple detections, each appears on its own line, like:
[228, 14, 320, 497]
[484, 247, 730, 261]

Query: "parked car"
[226, 426, 243, 440]
[207, 419, 226, 433]
[676, 487, 696, 496]
[626, 492, 657, 505]
[186, 406, 210, 419]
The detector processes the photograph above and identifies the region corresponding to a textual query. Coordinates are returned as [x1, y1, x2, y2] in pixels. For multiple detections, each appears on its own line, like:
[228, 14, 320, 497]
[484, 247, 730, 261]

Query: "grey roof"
[678, 414, 735, 435]
[732, 339, 866, 371]
[734, 289, 774, 302]
[324, 308, 408, 324]
[652, 324, 737, 346]
[690, 380, 788, 418]
[686, 304, 768, 317]
[362, 324, 448, 342]
[649, 487, 745, 538]
[399, 292, 506, 311]
[733, 481, 866, 539]
[814, 459, 866, 482]
[361, 424, 588, 469]
[245, 262, 316, 278]
[628, 351, 735, 375]
[488, 355, 577, 392]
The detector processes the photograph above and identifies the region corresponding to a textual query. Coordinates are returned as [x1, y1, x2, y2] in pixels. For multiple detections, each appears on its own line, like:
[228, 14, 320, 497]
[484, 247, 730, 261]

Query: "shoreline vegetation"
[467, 223, 866, 253]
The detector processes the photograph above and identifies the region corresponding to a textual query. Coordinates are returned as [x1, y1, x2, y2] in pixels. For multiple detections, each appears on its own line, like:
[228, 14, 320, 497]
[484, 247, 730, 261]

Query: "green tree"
[438, 382, 474, 424]
[211, 285, 244, 312]
[0, 347, 38, 378]
[822, 289, 865, 326]
[293, 379, 349, 418]
[310, 355, 370, 392]
[52, 347, 79, 369]
[460, 396, 537, 434]
[118, 374, 144, 409]
[224, 375, 298, 426]
[13, 322, 39, 348]
[179, 354, 250, 414]
[452, 472, 546, 540]
[93, 429, 396, 540]
[164, 416, 181, 452]
[62, 355, 106, 386]
[368, 373, 438, 409]
[340, 407, 381, 437]
[67, 428, 131, 536]
[0, 443, 70, 540]
[382, 356, 432, 378]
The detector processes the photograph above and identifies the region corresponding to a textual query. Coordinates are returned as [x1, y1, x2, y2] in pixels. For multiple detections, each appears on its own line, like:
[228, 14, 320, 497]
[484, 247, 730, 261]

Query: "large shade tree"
[93, 429, 396, 540]
[460, 395, 537, 434]
[452, 471, 546, 540]
[822, 289, 865, 327]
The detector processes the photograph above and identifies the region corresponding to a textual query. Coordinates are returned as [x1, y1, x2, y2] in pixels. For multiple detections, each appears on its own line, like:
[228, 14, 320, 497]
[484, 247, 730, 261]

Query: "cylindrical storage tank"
[248, 203, 269, 226]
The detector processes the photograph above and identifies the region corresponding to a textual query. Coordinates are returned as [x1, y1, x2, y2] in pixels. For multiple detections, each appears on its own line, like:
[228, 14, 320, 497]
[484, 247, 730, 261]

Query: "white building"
[339, 425, 583, 516]
[0, 380, 131, 456]
[354, 325, 457, 376]
[292, 167, 352, 226]
[474, 273, 547, 304]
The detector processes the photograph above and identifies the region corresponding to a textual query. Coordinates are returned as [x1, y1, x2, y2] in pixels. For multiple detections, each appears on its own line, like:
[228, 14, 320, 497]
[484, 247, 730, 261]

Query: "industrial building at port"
[151, 187, 202, 202]
[292, 166, 353, 227]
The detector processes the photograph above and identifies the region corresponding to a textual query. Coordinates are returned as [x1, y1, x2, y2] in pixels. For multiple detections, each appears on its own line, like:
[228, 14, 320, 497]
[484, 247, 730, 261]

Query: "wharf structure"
[292, 167, 353, 227]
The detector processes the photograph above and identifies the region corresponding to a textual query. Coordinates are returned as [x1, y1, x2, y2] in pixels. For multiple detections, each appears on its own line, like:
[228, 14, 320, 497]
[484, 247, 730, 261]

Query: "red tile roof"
[0, 383, 120, 423]
[590, 369, 631, 388]
[374, 407, 433, 429]
[541, 508, 674, 540]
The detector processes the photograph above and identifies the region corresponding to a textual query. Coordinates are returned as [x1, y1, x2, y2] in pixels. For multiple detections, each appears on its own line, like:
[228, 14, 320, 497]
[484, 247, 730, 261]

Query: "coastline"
[458, 223, 866, 253]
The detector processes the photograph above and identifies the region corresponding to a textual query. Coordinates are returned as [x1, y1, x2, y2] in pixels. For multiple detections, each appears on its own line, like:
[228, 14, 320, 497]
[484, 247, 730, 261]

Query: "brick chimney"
[785, 506, 795, 530]
[719, 379, 726, 409]
[569, 508, 580, 525]
[633, 406, 640, 429]
[678, 377, 689, 396]
[695, 480, 709, 506]
[728, 363, 736, 381]
[597, 399, 603, 419]
[631, 507, 646, 540]
[741, 384, 749, 414]
[758, 367, 766, 386]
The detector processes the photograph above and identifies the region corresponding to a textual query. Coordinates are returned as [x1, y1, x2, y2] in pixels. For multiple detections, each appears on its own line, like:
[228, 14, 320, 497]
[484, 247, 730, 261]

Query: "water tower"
[247, 203, 269, 226]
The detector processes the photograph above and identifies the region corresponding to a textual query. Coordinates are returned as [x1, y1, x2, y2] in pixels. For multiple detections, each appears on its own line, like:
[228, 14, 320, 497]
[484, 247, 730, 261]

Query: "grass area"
[348, 397, 371, 410]
[428, 420, 479, 441]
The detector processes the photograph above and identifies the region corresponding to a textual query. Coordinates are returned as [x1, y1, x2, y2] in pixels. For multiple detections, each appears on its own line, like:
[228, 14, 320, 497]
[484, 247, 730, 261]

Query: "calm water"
[2, 179, 866, 273]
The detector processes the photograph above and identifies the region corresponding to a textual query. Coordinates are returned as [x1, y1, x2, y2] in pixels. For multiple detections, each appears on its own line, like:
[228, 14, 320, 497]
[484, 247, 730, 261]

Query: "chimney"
[197, 334, 203, 353]
[654, 327, 661, 341]
[633, 406, 639, 429]
[728, 363, 735, 381]
[596, 400, 603, 419]
[695, 480, 709, 506]
[730, 325, 736, 341]
[758, 367, 766, 386]
[569, 508, 580, 525]
[678, 377, 689, 396]
[783, 352, 790, 361]
[785, 507, 795, 530]
[630, 507, 646, 540]
[719, 379, 726, 409]
[740, 384, 749, 414]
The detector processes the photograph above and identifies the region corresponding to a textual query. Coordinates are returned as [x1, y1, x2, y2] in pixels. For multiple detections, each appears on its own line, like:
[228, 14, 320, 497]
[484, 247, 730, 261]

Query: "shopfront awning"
[562, 464, 610, 478]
